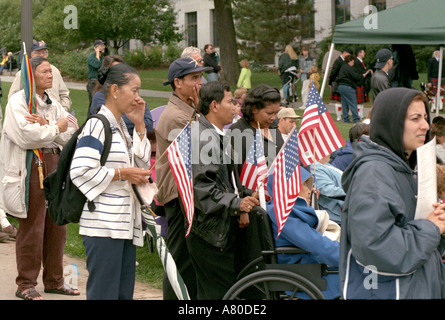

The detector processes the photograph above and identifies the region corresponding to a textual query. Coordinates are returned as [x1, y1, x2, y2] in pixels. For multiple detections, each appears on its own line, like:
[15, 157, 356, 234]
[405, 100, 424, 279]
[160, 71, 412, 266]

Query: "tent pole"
[435, 46, 443, 117]
[320, 43, 335, 100]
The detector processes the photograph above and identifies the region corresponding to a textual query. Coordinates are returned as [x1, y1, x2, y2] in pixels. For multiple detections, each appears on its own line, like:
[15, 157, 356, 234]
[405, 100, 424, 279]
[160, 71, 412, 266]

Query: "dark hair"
[432, 116, 445, 125]
[103, 55, 125, 68]
[98, 63, 139, 98]
[170, 75, 185, 91]
[432, 121, 445, 138]
[241, 84, 281, 122]
[30, 56, 48, 72]
[204, 44, 213, 51]
[349, 122, 367, 142]
[355, 47, 365, 55]
[199, 81, 231, 116]
[344, 55, 355, 63]
[92, 55, 125, 95]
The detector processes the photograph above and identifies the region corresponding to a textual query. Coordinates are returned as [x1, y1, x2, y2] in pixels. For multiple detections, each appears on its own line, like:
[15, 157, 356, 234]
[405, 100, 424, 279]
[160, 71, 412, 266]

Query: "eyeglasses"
[198, 59, 204, 63]
[230, 99, 240, 105]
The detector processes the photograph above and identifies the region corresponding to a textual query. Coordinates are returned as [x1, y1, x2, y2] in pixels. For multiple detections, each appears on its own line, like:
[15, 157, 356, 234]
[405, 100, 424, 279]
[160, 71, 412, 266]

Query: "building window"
[186, 12, 197, 47]
[335, 0, 350, 25]
[370, 0, 386, 11]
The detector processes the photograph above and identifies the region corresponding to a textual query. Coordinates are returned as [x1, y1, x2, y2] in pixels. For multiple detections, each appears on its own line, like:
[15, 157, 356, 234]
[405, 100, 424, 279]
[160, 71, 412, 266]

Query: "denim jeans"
[207, 72, 219, 82]
[337, 84, 360, 123]
[83, 236, 136, 300]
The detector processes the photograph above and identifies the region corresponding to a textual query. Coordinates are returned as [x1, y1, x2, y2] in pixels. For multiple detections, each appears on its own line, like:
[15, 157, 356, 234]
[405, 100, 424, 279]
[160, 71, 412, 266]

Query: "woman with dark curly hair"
[229, 84, 283, 173]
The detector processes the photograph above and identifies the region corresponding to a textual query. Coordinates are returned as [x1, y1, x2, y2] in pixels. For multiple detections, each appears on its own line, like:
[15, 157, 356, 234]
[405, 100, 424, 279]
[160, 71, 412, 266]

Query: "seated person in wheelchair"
[266, 167, 340, 299]
[310, 154, 345, 225]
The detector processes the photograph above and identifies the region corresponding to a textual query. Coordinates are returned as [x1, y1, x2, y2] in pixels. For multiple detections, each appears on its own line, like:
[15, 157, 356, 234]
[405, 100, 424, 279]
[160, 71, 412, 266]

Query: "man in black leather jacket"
[187, 81, 259, 299]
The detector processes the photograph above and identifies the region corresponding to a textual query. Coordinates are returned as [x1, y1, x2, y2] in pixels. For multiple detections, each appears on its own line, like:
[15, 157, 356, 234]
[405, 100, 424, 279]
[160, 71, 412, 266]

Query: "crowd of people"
[0, 38, 444, 301]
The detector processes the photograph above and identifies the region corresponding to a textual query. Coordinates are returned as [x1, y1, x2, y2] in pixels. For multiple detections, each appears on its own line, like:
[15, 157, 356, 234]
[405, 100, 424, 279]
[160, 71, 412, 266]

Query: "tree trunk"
[213, 0, 240, 87]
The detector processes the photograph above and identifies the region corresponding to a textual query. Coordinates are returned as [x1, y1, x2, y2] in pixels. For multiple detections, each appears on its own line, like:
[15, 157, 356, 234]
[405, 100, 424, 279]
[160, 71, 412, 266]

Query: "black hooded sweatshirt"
[369, 87, 431, 169]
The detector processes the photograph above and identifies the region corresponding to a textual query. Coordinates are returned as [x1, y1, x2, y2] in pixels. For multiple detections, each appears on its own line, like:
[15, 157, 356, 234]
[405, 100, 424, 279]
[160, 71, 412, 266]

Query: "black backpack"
[44, 114, 112, 226]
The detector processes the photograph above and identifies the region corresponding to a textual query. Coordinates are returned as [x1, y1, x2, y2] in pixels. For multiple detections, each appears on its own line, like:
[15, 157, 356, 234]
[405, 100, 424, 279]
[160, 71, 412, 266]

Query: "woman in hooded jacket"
[339, 87, 445, 299]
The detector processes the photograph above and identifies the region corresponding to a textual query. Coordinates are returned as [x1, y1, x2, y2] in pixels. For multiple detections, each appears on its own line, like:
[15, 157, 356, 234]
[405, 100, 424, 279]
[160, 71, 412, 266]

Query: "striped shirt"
[70, 106, 151, 246]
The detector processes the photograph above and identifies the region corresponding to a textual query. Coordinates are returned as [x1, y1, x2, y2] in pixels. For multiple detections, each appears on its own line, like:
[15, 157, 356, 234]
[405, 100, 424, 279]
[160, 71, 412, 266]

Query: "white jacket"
[70, 106, 151, 246]
[8, 65, 72, 112]
[0, 90, 77, 218]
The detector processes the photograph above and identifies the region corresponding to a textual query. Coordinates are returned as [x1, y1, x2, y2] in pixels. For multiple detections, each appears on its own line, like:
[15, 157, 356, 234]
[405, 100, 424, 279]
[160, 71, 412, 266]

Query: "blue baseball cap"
[31, 40, 48, 52]
[164, 57, 212, 85]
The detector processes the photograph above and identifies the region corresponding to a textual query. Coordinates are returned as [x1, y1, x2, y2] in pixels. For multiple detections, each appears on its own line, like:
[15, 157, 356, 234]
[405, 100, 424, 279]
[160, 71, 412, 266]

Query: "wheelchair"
[223, 207, 337, 300]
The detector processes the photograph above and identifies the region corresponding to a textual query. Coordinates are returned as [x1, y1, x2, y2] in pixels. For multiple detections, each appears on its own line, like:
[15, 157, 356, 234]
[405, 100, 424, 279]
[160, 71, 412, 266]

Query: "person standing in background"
[87, 40, 106, 104]
[237, 59, 251, 90]
[1, 56, 78, 300]
[203, 44, 221, 82]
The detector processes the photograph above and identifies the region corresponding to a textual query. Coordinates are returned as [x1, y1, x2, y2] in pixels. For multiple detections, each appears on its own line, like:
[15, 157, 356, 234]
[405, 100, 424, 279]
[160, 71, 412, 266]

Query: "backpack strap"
[83, 113, 112, 213]
[87, 114, 112, 166]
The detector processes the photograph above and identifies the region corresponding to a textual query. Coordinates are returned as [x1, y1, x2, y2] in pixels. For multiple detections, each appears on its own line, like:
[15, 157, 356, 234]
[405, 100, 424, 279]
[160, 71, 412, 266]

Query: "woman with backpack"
[70, 64, 152, 300]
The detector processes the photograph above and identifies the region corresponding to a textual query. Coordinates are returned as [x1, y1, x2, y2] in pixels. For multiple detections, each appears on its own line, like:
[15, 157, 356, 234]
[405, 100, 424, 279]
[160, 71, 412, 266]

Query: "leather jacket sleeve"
[193, 162, 242, 218]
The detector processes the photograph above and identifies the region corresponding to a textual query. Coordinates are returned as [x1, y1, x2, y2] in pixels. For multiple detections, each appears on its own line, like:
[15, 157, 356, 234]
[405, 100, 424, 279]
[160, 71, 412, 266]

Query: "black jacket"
[329, 56, 346, 85]
[191, 115, 249, 248]
[427, 57, 445, 83]
[337, 64, 363, 89]
[203, 53, 221, 74]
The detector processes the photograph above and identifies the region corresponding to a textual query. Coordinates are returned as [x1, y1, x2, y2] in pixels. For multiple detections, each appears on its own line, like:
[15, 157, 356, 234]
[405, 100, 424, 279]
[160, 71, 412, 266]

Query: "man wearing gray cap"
[155, 57, 212, 300]
[371, 48, 393, 101]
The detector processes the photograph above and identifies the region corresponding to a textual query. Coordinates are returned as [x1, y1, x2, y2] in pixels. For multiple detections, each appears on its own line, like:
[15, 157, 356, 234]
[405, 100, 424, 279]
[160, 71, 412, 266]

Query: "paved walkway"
[1, 73, 374, 116]
[0, 238, 163, 300]
[1, 74, 172, 99]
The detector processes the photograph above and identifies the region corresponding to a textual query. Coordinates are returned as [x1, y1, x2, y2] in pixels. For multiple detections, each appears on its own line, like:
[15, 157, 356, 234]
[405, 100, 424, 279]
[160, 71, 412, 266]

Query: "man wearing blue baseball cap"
[155, 57, 212, 300]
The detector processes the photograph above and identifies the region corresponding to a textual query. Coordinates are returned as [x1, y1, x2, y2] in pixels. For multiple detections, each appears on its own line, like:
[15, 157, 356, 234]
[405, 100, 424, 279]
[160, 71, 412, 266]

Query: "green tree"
[33, 0, 182, 52]
[232, 0, 314, 63]
[0, 0, 46, 53]
[214, 0, 240, 86]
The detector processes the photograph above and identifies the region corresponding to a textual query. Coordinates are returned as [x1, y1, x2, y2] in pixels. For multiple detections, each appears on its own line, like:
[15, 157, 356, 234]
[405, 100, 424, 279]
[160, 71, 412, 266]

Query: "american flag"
[166, 122, 194, 237]
[273, 128, 301, 237]
[240, 128, 268, 195]
[67, 113, 79, 129]
[298, 82, 345, 167]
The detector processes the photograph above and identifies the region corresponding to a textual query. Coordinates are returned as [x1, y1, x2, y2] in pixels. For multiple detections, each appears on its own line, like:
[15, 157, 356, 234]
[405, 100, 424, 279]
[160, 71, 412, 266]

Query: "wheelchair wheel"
[223, 269, 326, 300]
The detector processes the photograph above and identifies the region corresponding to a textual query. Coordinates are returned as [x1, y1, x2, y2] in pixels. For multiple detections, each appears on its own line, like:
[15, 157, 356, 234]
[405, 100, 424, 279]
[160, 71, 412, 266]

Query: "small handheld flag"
[166, 122, 194, 237]
[298, 82, 345, 167]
